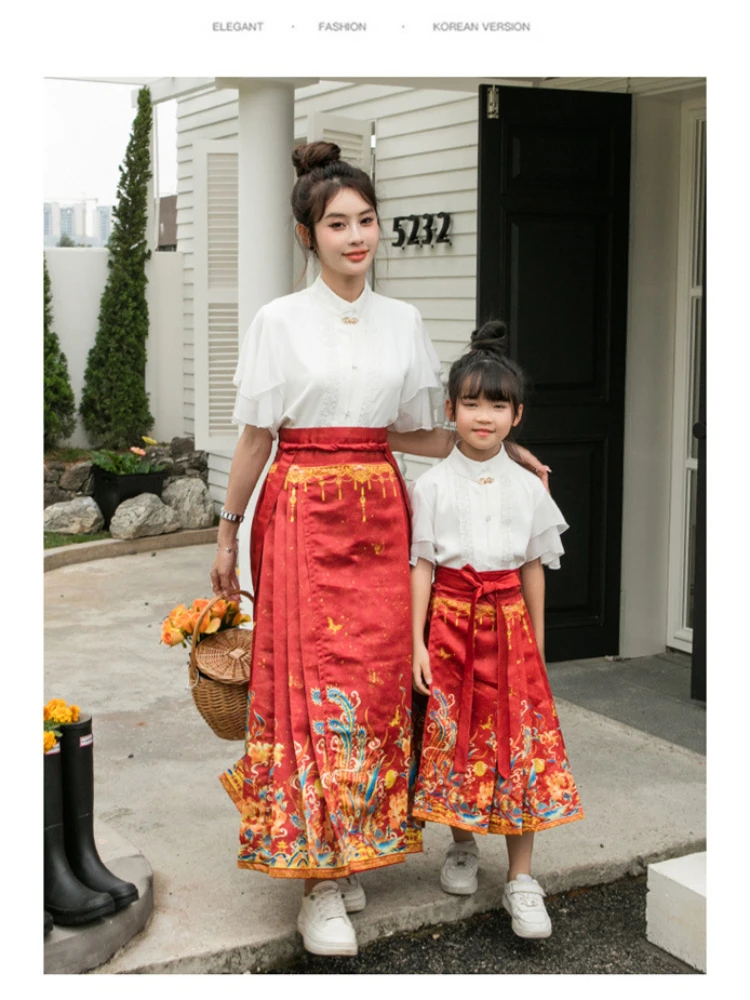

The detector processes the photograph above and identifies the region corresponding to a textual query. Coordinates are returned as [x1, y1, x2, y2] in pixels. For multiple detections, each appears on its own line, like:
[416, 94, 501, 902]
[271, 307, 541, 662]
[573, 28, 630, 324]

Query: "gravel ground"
[267, 876, 699, 975]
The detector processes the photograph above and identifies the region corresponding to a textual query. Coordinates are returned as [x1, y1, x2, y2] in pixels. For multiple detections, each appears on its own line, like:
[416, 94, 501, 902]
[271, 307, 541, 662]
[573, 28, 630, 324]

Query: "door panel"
[478, 85, 631, 661]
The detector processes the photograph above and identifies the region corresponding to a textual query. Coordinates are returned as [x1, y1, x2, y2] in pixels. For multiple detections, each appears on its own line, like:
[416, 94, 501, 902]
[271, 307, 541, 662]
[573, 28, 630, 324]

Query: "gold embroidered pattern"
[282, 463, 398, 523]
[431, 595, 497, 628]
[342, 316, 359, 325]
[477, 476, 495, 485]
[327, 617, 343, 633]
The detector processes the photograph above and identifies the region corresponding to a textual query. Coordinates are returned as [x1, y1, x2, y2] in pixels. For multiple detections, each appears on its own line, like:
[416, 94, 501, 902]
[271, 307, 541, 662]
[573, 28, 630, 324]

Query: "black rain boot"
[60, 715, 139, 911]
[44, 742, 116, 925]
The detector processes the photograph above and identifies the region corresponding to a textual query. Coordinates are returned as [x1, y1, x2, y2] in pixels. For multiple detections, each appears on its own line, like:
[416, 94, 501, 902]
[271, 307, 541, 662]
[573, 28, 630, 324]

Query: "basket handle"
[188, 590, 254, 687]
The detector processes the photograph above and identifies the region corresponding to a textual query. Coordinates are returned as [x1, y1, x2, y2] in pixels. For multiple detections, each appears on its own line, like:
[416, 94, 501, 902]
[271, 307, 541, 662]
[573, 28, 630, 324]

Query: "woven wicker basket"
[187, 591, 254, 741]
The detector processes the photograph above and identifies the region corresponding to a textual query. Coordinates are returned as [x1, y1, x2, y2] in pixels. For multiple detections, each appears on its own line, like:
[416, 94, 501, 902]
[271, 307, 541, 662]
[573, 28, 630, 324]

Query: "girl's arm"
[519, 558, 546, 664]
[410, 557, 434, 695]
[210, 424, 274, 598]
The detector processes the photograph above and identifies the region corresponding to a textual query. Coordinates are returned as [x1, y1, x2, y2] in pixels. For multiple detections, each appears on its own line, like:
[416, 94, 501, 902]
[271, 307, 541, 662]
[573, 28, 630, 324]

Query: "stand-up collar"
[309, 274, 372, 323]
[447, 442, 508, 482]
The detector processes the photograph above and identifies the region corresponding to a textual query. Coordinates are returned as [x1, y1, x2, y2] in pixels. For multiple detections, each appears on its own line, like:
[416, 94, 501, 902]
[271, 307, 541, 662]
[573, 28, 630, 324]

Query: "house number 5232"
[391, 212, 452, 248]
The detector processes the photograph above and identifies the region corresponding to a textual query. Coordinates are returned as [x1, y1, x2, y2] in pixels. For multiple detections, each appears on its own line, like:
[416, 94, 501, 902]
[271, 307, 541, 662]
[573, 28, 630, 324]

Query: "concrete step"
[646, 851, 706, 972]
[44, 822, 153, 974]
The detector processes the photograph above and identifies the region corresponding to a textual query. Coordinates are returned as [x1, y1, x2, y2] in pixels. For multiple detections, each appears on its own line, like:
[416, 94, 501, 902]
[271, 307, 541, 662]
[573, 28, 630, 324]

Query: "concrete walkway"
[44, 544, 706, 974]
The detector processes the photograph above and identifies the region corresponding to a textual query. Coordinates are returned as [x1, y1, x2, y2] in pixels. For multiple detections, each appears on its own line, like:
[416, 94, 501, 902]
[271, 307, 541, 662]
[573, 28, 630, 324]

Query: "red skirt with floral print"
[412, 565, 584, 835]
[219, 427, 422, 877]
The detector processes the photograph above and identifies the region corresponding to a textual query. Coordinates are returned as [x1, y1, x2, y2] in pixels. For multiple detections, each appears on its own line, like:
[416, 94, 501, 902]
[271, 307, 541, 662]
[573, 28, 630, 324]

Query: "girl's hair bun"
[291, 141, 341, 177]
[470, 319, 508, 355]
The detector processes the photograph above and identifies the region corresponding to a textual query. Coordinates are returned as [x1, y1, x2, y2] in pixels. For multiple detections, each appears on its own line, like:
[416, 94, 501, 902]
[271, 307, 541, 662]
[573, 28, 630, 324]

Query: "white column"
[236, 80, 295, 335]
[234, 80, 295, 611]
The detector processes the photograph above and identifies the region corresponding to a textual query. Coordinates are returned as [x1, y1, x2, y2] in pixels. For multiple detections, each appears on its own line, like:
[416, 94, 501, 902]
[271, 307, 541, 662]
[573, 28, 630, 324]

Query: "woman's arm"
[210, 424, 274, 598]
[505, 440, 551, 492]
[519, 558, 546, 664]
[410, 558, 434, 695]
[387, 428, 456, 459]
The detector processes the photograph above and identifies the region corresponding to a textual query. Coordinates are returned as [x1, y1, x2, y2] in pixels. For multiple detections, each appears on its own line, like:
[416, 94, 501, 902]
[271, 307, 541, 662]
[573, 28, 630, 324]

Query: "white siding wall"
[178, 81, 479, 498]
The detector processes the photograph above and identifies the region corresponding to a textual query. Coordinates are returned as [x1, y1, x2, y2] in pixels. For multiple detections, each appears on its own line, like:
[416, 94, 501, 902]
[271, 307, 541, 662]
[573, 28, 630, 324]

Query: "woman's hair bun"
[291, 141, 341, 177]
[470, 319, 508, 355]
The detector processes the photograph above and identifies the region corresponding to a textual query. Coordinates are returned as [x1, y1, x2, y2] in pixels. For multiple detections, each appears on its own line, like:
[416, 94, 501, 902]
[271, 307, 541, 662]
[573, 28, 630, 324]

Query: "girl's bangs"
[458, 363, 519, 404]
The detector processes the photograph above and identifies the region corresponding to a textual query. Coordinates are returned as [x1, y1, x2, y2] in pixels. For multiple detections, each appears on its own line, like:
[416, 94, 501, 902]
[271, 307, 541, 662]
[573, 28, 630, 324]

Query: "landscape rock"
[144, 446, 175, 473]
[59, 461, 93, 493]
[170, 436, 195, 459]
[44, 497, 104, 535]
[161, 479, 215, 529]
[45, 466, 62, 483]
[108, 494, 181, 540]
[44, 484, 70, 507]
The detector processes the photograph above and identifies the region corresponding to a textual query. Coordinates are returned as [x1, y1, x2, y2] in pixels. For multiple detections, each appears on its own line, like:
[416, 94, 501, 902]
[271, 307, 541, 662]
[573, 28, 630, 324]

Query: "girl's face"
[302, 187, 379, 286]
[446, 392, 523, 462]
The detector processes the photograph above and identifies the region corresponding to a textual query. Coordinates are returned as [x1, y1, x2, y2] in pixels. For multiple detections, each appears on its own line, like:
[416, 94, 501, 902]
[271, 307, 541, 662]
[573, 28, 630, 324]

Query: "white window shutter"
[306, 113, 373, 174]
[193, 139, 240, 453]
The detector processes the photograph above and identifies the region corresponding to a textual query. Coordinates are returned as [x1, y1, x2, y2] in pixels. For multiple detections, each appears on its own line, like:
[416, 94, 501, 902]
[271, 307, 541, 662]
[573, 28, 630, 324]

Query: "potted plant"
[91, 437, 167, 529]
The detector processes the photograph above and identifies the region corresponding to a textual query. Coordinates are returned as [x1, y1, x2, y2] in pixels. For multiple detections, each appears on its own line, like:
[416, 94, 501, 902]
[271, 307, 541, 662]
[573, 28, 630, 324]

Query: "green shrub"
[43, 255, 76, 451]
[79, 86, 155, 449]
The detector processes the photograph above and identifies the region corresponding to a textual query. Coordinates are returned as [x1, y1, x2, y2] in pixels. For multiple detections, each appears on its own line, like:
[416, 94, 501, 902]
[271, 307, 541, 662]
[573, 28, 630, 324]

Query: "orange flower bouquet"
[160, 598, 251, 648]
[44, 698, 80, 753]
[161, 593, 254, 741]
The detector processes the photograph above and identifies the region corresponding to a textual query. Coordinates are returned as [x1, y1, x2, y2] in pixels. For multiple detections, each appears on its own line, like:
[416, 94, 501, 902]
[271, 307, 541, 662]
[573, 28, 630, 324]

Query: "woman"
[211, 142, 547, 956]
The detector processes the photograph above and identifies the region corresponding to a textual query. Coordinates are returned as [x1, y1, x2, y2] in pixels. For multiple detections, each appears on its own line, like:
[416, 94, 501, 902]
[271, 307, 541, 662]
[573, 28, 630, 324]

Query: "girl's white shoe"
[440, 841, 480, 895]
[297, 882, 358, 956]
[502, 875, 552, 938]
[338, 874, 367, 912]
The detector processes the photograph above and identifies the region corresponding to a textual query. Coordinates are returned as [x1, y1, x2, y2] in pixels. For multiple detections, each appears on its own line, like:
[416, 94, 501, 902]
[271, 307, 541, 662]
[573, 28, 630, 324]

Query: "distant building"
[44, 202, 61, 246]
[95, 205, 113, 246]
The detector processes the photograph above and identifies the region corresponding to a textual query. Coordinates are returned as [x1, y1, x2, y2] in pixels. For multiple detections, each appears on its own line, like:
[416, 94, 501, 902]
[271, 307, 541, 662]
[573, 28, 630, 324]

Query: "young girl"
[409, 321, 584, 939]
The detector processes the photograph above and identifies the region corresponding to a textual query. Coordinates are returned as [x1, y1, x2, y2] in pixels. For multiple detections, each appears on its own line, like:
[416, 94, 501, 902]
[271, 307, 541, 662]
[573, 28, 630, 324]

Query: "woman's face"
[307, 187, 379, 284]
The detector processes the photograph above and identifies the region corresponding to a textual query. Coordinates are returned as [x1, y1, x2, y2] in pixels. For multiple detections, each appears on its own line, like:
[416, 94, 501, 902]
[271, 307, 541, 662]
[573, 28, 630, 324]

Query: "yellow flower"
[533, 758, 546, 774]
[44, 731, 57, 753]
[385, 769, 399, 789]
[141, 436, 158, 445]
[70, 704, 80, 723]
[473, 761, 488, 777]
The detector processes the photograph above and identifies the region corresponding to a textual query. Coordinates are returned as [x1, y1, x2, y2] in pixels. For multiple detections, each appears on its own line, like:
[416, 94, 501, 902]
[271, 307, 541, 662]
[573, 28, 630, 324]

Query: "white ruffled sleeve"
[232, 306, 285, 437]
[389, 308, 445, 433]
[408, 477, 438, 566]
[525, 485, 569, 570]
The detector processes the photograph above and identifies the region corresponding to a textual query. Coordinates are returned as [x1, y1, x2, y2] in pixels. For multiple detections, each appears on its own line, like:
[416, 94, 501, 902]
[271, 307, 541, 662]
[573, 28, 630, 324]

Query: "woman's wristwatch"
[219, 507, 244, 523]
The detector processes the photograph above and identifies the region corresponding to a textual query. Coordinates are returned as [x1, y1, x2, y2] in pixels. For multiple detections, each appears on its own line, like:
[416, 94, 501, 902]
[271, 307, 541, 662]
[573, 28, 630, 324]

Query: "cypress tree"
[43, 254, 76, 450]
[79, 86, 155, 448]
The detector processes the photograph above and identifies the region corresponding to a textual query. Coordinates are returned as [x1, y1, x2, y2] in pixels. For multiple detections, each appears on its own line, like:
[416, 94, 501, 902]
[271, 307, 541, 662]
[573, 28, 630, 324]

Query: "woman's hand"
[505, 442, 552, 493]
[210, 547, 240, 600]
[412, 643, 432, 696]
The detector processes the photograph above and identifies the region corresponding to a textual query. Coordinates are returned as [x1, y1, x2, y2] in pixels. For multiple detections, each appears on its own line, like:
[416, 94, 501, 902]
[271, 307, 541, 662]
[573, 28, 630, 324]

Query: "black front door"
[477, 85, 632, 662]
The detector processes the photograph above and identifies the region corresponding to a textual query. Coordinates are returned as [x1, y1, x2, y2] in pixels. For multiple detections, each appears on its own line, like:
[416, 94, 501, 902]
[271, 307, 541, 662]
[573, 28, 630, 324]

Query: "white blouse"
[232, 275, 445, 437]
[409, 444, 569, 571]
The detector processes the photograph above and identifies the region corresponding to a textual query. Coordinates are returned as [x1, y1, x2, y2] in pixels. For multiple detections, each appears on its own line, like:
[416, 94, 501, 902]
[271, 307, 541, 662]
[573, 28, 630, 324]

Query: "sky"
[44, 78, 177, 208]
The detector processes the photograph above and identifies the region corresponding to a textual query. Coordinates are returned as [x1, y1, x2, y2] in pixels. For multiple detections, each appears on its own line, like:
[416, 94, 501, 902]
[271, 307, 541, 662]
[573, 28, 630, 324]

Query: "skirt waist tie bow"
[433, 565, 523, 781]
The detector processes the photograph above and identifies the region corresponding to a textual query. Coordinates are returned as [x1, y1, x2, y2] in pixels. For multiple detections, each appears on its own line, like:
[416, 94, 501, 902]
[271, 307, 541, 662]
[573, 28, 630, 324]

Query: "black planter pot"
[92, 466, 167, 529]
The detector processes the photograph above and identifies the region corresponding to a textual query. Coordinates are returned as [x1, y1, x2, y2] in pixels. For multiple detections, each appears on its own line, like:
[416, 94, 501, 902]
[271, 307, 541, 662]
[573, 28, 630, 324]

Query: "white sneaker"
[337, 874, 366, 913]
[502, 875, 552, 938]
[297, 882, 358, 956]
[440, 840, 479, 895]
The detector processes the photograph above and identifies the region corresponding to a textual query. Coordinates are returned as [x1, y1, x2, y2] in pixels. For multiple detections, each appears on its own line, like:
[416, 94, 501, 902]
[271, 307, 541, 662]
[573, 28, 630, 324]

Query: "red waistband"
[278, 427, 388, 452]
[434, 565, 521, 599]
